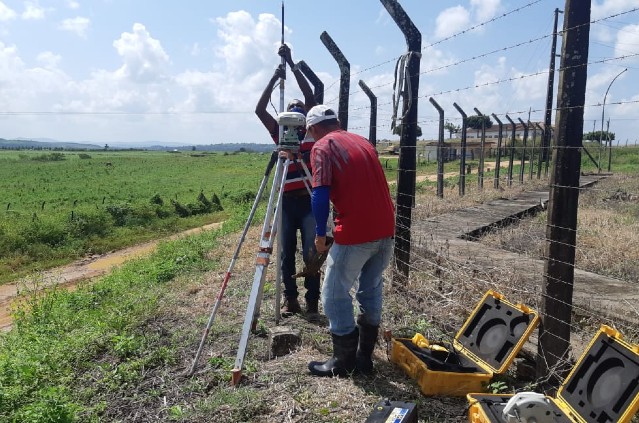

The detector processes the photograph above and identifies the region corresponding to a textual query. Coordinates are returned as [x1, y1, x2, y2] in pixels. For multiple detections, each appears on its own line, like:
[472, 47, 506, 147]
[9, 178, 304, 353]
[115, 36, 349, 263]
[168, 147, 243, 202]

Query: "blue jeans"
[321, 237, 394, 336]
[281, 194, 320, 302]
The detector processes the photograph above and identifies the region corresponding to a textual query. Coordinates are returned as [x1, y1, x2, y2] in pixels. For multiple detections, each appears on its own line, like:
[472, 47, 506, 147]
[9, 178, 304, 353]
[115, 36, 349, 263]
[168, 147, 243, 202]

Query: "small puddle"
[0, 222, 223, 331]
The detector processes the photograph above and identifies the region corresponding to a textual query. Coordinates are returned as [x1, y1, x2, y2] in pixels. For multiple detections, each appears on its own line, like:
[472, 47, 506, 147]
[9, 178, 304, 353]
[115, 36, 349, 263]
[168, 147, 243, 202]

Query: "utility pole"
[543, 8, 563, 177]
[536, 0, 591, 389]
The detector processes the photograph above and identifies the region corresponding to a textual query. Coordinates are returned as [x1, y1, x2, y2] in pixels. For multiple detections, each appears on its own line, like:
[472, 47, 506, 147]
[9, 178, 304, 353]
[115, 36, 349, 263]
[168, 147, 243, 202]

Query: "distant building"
[464, 121, 547, 140]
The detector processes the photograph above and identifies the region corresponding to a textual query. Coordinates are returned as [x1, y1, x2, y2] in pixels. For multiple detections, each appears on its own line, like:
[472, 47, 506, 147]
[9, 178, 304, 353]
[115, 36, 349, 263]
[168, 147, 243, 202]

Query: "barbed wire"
[329, 7, 639, 105]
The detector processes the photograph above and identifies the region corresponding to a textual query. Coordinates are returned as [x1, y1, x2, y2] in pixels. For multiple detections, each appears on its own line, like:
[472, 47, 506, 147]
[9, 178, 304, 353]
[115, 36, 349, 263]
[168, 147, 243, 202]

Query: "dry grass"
[99, 172, 639, 422]
[480, 173, 639, 283]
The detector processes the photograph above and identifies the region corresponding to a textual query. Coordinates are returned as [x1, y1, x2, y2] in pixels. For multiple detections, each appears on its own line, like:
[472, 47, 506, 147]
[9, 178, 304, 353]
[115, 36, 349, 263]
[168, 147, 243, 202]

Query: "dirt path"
[0, 222, 223, 331]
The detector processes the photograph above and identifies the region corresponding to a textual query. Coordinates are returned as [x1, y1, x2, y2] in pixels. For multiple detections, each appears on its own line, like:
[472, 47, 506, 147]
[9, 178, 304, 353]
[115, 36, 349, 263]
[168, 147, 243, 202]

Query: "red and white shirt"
[311, 129, 395, 245]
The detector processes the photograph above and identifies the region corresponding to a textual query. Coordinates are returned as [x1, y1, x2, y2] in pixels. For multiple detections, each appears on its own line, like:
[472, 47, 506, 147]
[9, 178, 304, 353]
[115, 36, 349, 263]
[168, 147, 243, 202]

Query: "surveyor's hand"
[273, 64, 286, 81]
[314, 235, 331, 254]
[293, 236, 334, 279]
[278, 44, 293, 66]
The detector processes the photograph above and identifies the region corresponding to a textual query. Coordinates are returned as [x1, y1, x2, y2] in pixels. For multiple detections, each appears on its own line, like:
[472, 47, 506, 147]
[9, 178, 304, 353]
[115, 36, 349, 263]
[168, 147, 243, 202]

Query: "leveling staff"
[255, 44, 320, 321]
[305, 105, 395, 377]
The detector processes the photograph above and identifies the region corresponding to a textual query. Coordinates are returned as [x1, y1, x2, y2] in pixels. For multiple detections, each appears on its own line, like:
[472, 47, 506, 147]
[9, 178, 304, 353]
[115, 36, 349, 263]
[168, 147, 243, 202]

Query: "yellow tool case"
[390, 290, 539, 396]
[466, 325, 639, 422]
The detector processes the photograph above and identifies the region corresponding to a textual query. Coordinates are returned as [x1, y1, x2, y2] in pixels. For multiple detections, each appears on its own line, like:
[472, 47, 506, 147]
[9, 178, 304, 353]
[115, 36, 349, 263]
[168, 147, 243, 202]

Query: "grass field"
[3, 144, 633, 284]
[0, 149, 269, 283]
[0, 145, 637, 421]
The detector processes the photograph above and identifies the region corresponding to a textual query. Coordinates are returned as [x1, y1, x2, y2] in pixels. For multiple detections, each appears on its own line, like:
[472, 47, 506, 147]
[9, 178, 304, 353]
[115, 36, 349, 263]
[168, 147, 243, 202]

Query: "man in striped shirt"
[255, 44, 320, 320]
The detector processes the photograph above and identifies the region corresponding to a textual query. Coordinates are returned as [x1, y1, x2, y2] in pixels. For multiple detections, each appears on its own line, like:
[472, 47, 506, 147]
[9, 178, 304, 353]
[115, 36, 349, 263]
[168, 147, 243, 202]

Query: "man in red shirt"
[305, 105, 395, 377]
[255, 45, 320, 320]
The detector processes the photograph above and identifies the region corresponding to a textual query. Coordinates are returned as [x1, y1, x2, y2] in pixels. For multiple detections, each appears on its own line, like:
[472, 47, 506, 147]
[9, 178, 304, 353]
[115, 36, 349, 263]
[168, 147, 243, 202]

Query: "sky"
[0, 0, 637, 146]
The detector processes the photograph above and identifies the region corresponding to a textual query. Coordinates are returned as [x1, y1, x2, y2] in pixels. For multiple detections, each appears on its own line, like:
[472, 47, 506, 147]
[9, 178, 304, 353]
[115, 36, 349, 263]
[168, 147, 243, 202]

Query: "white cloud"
[510, 67, 547, 103]
[37, 51, 61, 69]
[214, 11, 284, 79]
[113, 23, 171, 84]
[472, 58, 508, 110]
[190, 42, 200, 56]
[59, 16, 90, 37]
[0, 1, 16, 21]
[435, 6, 471, 39]
[0, 41, 25, 78]
[615, 24, 639, 61]
[420, 46, 457, 77]
[66, 0, 80, 10]
[471, 0, 501, 23]
[22, 2, 46, 20]
[591, 0, 638, 20]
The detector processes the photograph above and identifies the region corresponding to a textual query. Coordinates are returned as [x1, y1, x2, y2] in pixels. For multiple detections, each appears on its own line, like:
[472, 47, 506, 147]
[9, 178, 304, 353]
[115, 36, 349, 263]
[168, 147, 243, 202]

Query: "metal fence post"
[381, 0, 421, 284]
[536, 123, 544, 179]
[320, 31, 350, 130]
[430, 97, 445, 198]
[505, 114, 516, 187]
[518, 118, 528, 183]
[530, 121, 537, 180]
[492, 114, 503, 189]
[359, 80, 377, 147]
[474, 107, 486, 190]
[297, 60, 324, 104]
[454, 103, 468, 196]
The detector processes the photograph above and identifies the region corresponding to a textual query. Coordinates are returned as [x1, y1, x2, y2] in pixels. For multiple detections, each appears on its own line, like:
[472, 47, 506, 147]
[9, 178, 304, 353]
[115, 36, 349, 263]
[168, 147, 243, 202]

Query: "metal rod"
[430, 97, 445, 198]
[505, 115, 516, 187]
[474, 107, 486, 190]
[518, 118, 528, 183]
[492, 114, 503, 189]
[359, 80, 378, 146]
[320, 31, 350, 130]
[454, 103, 467, 196]
[297, 60, 324, 104]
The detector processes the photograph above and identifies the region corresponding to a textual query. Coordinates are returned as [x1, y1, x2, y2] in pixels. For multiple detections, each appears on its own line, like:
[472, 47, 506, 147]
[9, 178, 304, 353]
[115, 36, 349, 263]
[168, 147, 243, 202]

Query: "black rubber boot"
[356, 314, 379, 374]
[308, 329, 359, 377]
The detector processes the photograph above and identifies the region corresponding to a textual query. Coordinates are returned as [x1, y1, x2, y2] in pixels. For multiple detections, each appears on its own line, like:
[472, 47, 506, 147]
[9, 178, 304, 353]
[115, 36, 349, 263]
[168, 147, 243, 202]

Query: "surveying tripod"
[186, 111, 314, 380]
[231, 113, 314, 385]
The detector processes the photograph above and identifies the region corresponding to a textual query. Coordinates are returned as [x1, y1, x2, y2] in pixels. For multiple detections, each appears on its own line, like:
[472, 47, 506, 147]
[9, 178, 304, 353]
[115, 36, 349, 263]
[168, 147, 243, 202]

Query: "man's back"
[311, 129, 394, 245]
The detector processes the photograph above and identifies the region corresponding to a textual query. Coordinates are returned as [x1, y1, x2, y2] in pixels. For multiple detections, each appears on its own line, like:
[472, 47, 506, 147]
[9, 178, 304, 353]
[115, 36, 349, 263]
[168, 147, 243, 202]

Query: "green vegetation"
[0, 150, 268, 284]
[0, 212, 248, 422]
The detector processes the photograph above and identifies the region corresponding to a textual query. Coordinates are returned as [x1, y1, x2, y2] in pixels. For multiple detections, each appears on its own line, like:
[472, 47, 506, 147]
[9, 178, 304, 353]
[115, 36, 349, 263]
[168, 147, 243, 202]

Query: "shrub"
[22, 218, 67, 247]
[154, 205, 172, 219]
[106, 203, 132, 226]
[171, 200, 191, 218]
[78, 153, 92, 159]
[150, 194, 164, 206]
[211, 193, 223, 211]
[66, 209, 112, 238]
[32, 153, 66, 162]
[224, 189, 256, 205]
